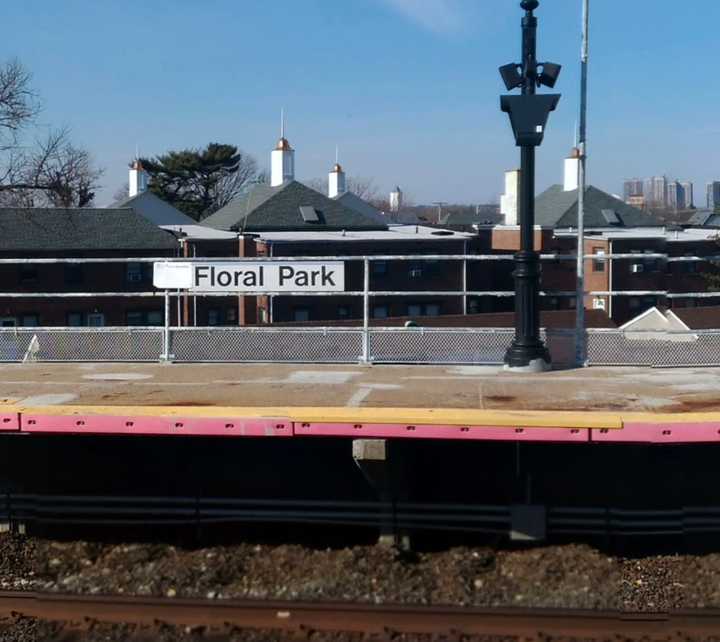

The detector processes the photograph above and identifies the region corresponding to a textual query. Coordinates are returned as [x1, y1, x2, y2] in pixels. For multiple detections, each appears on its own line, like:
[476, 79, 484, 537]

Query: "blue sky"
[3, 0, 719, 206]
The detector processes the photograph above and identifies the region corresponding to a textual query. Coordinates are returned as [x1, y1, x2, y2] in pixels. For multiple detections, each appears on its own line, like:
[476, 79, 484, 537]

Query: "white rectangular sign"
[153, 261, 345, 293]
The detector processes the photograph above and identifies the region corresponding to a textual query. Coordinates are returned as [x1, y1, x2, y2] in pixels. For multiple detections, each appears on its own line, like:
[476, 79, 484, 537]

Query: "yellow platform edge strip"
[3, 404, 720, 431]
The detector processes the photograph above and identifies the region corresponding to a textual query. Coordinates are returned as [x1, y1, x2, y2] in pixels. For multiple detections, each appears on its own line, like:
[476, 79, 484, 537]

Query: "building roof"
[535, 185, 662, 228]
[0, 208, 179, 252]
[202, 181, 388, 232]
[439, 207, 503, 228]
[112, 190, 195, 226]
[689, 209, 720, 227]
[159, 224, 238, 241]
[255, 225, 475, 244]
[620, 306, 720, 332]
[332, 191, 386, 224]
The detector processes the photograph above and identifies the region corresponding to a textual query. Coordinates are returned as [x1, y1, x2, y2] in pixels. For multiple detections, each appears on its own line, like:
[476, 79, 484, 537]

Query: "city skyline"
[2, 1, 719, 206]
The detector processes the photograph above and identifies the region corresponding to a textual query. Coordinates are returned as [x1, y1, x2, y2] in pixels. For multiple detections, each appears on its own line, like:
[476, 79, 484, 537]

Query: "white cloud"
[381, 0, 467, 35]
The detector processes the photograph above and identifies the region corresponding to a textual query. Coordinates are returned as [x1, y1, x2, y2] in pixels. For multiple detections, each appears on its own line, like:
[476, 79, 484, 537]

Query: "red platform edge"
[3, 411, 720, 443]
[0, 412, 20, 432]
[19, 413, 292, 437]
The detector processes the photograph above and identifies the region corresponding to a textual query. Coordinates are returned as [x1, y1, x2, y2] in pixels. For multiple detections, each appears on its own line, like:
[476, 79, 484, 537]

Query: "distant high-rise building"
[667, 180, 680, 210]
[643, 176, 668, 208]
[680, 181, 694, 208]
[623, 178, 643, 203]
[707, 182, 720, 210]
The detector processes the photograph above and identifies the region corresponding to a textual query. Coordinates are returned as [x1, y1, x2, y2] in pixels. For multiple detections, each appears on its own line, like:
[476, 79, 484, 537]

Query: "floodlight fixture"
[500, 94, 560, 147]
[538, 62, 562, 88]
[499, 63, 524, 91]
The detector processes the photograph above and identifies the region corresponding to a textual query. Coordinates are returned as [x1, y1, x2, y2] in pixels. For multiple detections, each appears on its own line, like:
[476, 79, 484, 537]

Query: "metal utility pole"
[499, 1, 561, 371]
[575, 0, 590, 367]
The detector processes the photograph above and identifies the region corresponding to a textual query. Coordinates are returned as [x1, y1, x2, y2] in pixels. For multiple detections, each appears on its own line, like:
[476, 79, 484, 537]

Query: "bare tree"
[210, 153, 259, 211]
[0, 59, 103, 207]
[0, 59, 40, 149]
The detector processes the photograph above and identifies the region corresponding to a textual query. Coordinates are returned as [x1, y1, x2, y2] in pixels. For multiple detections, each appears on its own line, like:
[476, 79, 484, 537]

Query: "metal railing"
[0, 253, 718, 367]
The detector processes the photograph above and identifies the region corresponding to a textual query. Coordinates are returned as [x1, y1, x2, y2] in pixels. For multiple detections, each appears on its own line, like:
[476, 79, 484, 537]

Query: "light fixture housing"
[499, 63, 524, 91]
[500, 94, 561, 146]
[538, 62, 562, 88]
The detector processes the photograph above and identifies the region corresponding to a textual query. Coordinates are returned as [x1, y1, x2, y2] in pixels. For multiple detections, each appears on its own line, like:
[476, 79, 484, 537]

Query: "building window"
[337, 305, 350, 318]
[64, 264, 84, 285]
[208, 309, 222, 326]
[629, 297, 640, 309]
[226, 307, 238, 324]
[293, 307, 310, 322]
[19, 265, 38, 284]
[146, 311, 163, 326]
[126, 311, 144, 326]
[592, 248, 605, 272]
[425, 303, 440, 316]
[87, 313, 105, 327]
[371, 261, 387, 277]
[0, 317, 16, 327]
[21, 315, 39, 327]
[126, 263, 144, 283]
[682, 254, 698, 273]
[67, 312, 84, 327]
[568, 297, 577, 309]
[408, 263, 423, 279]
[372, 305, 389, 319]
[407, 304, 422, 317]
[592, 298, 606, 311]
[259, 308, 268, 324]
[643, 249, 658, 272]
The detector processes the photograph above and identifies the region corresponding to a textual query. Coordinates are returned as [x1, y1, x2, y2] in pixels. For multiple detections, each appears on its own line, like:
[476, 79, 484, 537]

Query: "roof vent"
[601, 209, 621, 225]
[299, 206, 320, 223]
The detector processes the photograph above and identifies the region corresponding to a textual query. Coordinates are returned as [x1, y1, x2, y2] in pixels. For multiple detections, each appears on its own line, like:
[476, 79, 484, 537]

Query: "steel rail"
[2, 591, 720, 638]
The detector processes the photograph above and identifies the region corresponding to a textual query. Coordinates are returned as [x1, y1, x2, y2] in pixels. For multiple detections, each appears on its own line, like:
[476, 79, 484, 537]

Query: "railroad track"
[3, 592, 720, 639]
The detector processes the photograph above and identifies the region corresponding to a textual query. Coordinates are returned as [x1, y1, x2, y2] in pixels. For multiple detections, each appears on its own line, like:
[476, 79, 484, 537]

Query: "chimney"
[389, 186, 403, 213]
[129, 159, 149, 197]
[271, 110, 295, 187]
[328, 163, 346, 198]
[563, 147, 581, 192]
[500, 170, 520, 225]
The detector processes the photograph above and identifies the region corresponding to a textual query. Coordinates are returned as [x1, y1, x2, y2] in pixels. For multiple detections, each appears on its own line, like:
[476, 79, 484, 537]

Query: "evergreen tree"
[140, 143, 258, 221]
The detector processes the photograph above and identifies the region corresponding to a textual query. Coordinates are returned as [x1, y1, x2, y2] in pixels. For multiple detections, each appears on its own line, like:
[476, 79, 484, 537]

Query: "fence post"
[160, 290, 172, 363]
[462, 257, 468, 315]
[361, 257, 370, 364]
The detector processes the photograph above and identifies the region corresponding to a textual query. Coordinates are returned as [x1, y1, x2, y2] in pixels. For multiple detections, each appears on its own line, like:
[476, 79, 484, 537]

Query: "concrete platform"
[0, 363, 718, 442]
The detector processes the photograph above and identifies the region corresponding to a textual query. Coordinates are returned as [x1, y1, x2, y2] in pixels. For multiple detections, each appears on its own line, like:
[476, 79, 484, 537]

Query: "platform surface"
[0, 362, 717, 413]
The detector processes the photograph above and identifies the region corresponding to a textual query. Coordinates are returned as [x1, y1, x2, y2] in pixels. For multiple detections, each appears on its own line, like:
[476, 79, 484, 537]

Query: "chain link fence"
[0, 328, 163, 362]
[0, 326, 719, 366]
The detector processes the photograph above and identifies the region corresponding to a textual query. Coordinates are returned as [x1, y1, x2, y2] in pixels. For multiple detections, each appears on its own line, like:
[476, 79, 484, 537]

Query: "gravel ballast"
[16, 537, 720, 611]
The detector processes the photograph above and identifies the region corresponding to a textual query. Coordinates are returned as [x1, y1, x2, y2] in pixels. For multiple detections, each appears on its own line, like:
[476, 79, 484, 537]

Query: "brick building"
[0, 208, 180, 327]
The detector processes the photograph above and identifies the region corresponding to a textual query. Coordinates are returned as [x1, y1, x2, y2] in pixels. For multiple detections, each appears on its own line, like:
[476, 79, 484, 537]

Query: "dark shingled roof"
[439, 207, 503, 227]
[535, 185, 662, 228]
[112, 191, 195, 226]
[0, 208, 179, 252]
[688, 210, 720, 227]
[202, 181, 388, 232]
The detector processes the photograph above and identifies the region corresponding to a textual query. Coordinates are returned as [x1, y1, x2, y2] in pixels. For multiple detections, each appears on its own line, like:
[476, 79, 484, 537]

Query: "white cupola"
[389, 186, 403, 212]
[328, 163, 346, 198]
[129, 159, 149, 197]
[271, 110, 295, 187]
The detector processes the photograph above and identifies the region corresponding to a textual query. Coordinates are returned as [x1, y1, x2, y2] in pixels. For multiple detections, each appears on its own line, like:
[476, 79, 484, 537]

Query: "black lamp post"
[500, 0, 561, 370]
